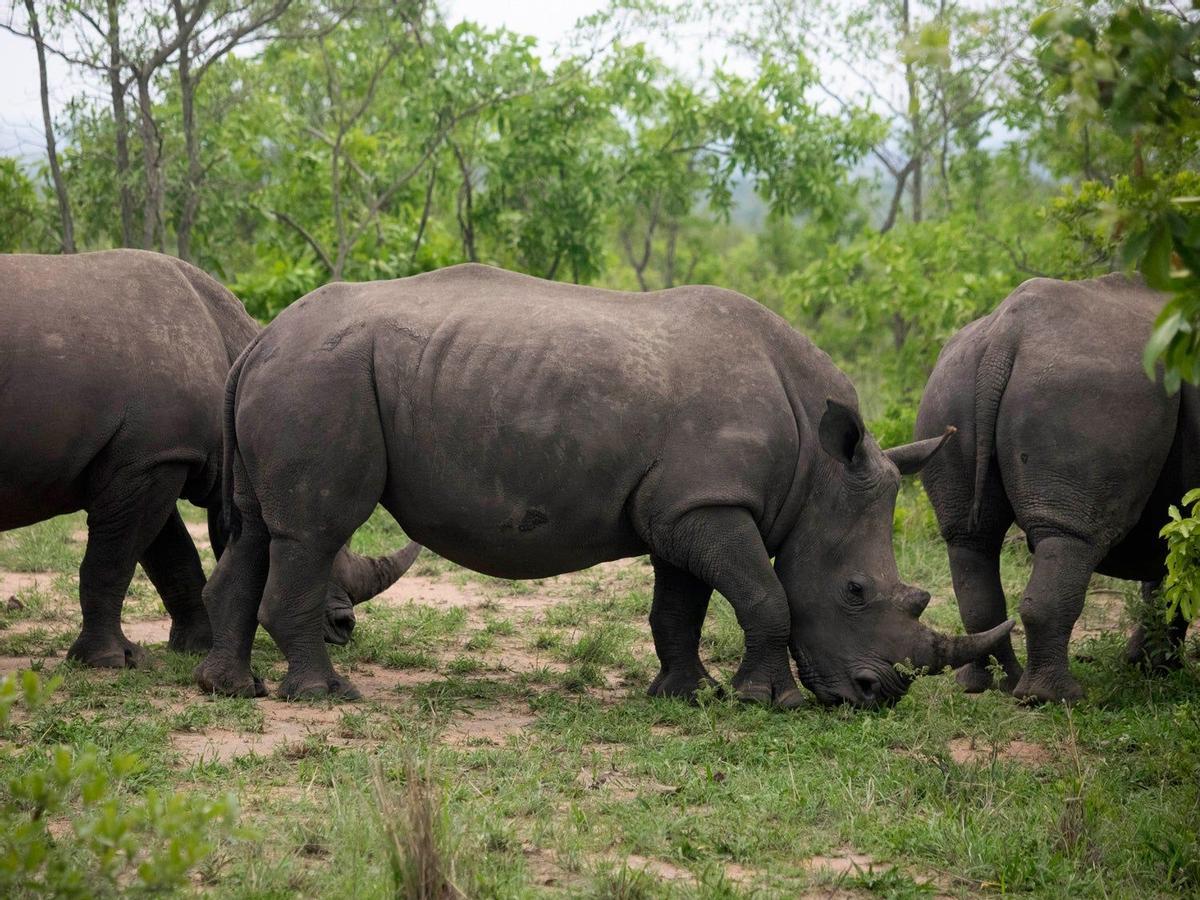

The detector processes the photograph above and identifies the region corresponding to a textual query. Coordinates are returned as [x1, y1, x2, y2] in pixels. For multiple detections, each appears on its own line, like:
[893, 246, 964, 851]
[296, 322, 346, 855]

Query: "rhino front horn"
[920, 618, 1016, 672]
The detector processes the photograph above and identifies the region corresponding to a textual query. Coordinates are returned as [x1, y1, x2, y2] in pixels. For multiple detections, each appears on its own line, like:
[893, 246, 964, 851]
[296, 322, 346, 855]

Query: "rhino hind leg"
[194, 502, 269, 698]
[647, 557, 721, 702]
[1125, 581, 1190, 673]
[1013, 535, 1102, 705]
[947, 541, 1022, 694]
[258, 536, 361, 701]
[69, 464, 189, 669]
[140, 509, 211, 655]
[652, 507, 804, 710]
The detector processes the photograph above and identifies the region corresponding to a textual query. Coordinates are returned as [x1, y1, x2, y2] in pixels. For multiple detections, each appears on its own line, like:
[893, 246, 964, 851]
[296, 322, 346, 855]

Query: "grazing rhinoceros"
[915, 274, 1198, 704]
[0, 250, 419, 668]
[195, 263, 1013, 705]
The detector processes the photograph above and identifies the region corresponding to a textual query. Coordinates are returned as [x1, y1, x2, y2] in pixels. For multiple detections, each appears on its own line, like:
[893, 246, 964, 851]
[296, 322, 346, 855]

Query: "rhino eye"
[847, 580, 865, 598]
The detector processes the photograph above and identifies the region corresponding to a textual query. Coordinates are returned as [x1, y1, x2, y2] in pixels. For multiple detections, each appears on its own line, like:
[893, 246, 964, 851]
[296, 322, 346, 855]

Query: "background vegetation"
[1, 1, 1198, 896]
[4, 0, 1196, 413]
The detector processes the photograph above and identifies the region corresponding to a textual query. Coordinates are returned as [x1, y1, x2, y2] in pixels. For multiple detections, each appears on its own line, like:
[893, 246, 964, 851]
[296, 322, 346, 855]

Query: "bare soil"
[948, 737, 1053, 766]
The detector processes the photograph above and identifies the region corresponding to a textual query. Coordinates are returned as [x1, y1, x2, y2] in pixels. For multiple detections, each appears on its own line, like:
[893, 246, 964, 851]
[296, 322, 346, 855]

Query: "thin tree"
[21, 0, 76, 252]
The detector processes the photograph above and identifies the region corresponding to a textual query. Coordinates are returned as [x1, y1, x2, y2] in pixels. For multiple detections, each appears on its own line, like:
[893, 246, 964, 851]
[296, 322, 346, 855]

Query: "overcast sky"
[0, 0, 611, 160]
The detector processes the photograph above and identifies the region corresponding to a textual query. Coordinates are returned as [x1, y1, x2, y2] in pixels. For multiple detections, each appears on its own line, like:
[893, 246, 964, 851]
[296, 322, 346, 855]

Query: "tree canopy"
[1, 0, 1196, 391]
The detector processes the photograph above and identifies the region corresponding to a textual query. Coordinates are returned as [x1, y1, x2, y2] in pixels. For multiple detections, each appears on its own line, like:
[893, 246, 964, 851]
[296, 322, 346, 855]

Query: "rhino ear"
[885, 427, 957, 476]
[818, 399, 865, 467]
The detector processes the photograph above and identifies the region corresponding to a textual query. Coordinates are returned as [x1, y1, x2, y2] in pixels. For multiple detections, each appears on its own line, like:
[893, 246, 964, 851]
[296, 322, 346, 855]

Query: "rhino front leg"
[647, 557, 721, 701]
[654, 507, 804, 709]
[948, 541, 1022, 693]
[1014, 535, 1101, 704]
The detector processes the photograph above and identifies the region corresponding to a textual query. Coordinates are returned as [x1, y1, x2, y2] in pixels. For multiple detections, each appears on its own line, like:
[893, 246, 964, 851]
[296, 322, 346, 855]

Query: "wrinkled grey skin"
[916, 274, 1199, 704]
[0, 250, 418, 669]
[196, 263, 1012, 705]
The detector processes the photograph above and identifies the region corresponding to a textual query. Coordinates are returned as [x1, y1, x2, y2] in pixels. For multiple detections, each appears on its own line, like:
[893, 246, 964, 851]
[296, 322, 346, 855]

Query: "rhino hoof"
[773, 687, 807, 710]
[1125, 626, 1185, 674]
[168, 621, 214, 655]
[195, 657, 267, 698]
[955, 662, 994, 694]
[732, 681, 806, 709]
[278, 672, 361, 702]
[68, 633, 147, 669]
[1013, 672, 1084, 706]
[647, 667, 723, 703]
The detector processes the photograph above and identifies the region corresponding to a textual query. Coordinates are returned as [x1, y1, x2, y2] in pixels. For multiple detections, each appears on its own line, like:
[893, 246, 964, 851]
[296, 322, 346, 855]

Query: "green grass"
[0, 499, 1197, 897]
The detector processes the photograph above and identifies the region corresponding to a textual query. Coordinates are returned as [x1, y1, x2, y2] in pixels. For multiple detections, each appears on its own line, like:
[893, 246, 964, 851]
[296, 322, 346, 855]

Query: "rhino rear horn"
[885, 426, 956, 476]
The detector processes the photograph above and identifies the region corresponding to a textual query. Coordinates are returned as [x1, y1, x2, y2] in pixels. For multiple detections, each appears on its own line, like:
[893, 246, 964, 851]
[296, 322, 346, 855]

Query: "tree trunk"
[663, 220, 678, 288]
[174, 0, 201, 261]
[25, 0, 75, 253]
[409, 165, 437, 271]
[136, 74, 166, 252]
[451, 141, 477, 262]
[902, 0, 923, 224]
[106, 0, 134, 247]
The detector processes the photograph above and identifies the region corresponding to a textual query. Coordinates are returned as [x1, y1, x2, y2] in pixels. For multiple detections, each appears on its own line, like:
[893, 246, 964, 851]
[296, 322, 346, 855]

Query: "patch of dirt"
[441, 704, 537, 746]
[948, 737, 1052, 766]
[0, 654, 47, 677]
[124, 618, 172, 644]
[522, 844, 580, 890]
[171, 700, 353, 763]
[575, 766, 677, 799]
[623, 853, 695, 882]
[0, 570, 56, 601]
[802, 849, 886, 878]
[346, 664, 438, 701]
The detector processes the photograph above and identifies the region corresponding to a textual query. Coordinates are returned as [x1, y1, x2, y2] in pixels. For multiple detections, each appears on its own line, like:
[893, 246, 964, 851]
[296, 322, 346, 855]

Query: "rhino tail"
[969, 329, 1017, 532]
[219, 339, 261, 542]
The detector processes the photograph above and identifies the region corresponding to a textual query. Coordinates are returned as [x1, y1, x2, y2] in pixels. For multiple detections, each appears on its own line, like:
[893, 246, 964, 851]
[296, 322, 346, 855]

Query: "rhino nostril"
[853, 672, 881, 702]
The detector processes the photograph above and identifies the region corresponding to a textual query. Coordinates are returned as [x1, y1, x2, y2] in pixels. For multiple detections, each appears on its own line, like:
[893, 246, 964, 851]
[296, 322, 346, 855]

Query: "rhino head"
[322, 541, 423, 645]
[777, 399, 1013, 708]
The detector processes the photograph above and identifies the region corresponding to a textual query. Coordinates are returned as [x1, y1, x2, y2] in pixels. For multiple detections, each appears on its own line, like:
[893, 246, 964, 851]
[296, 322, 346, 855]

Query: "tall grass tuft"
[372, 757, 466, 900]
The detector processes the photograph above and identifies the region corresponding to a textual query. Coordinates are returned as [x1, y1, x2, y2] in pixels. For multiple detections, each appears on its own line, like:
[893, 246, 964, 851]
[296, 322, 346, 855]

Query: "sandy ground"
[0, 548, 650, 765]
[0, 545, 1188, 775]
[0, 529, 1181, 897]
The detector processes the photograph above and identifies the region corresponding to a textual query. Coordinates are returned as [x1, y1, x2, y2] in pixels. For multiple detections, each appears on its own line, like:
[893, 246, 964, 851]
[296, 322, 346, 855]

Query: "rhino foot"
[168, 618, 213, 655]
[1124, 625, 1186, 674]
[278, 670, 361, 702]
[731, 678, 807, 710]
[956, 660, 1023, 694]
[68, 632, 147, 669]
[194, 654, 267, 698]
[1013, 670, 1084, 706]
[647, 666, 724, 703]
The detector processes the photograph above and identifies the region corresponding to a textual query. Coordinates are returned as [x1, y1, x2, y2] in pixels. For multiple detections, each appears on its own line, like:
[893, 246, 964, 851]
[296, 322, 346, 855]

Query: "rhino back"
[0, 250, 251, 524]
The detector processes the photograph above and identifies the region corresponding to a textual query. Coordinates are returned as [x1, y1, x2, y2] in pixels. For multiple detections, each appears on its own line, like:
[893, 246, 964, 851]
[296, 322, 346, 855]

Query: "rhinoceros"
[0, 250, 419, 668]
[915, 274, 1198, 704]
[194, 263, 1013, 705]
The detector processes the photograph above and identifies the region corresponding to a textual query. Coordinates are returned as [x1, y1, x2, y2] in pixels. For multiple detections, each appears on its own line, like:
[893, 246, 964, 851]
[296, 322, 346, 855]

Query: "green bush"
[0, 671, 239, 898]
[1161, 488, 1200, 623]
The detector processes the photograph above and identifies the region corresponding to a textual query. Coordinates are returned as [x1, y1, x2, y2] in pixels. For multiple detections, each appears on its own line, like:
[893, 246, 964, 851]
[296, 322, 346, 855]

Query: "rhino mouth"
[790, 643, 909, 709]
[324, 593, 357, 646]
